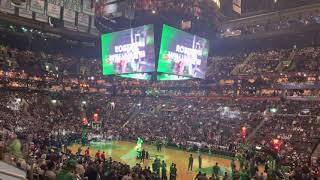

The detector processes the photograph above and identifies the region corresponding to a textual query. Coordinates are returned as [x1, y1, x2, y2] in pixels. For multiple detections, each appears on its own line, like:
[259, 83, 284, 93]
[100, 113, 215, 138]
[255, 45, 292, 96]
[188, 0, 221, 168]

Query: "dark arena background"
[0, 0, 320, 179]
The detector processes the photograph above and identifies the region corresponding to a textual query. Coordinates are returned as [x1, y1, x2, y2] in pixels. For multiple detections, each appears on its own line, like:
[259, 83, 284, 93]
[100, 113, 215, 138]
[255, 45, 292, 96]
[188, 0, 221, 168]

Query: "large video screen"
[101, 25, 155, 75]
[158, 24, 209, 79]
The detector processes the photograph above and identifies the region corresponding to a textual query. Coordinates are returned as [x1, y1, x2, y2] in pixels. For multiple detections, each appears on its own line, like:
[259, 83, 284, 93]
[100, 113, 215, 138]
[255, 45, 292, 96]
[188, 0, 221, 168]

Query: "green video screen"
[101, 25, 155, 75]
[158, 24, 209, 79]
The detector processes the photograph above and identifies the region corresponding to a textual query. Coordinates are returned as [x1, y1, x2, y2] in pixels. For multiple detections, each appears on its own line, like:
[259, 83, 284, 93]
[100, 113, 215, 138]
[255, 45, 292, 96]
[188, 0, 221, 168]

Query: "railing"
[0, 169, 26, 180]
[246, 116, 268, 142]
[311, 140, 320, 165]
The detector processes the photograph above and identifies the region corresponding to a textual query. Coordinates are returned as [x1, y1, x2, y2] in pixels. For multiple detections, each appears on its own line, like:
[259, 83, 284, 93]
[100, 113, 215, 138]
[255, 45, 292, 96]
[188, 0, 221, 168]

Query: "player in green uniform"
[198, 154, 202, 170]
[161, 160, 167, 179]
[212, 162, 221, 178]
[188, 154, 193, 171]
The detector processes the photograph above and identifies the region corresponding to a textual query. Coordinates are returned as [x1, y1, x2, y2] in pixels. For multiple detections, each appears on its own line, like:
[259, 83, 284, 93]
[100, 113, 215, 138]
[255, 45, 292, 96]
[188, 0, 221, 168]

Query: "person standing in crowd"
[159, 141, 162, 151]
[256, 172, 265, 180]
[195, 171, 202, 179]
[161, 160, 167, 179]
[212, 162, 221, 178]
[231, 158, 236, 173]
[223, 172, 230, 180]
[101, 151, 105, 161]
[76, 146, 82, 156]
[170, 163, 177, 180]
[95, 150, 100, 160]
[85, 147, 90, 159]
[156, 157, 161, 175]
[56, 159, 77, 180]
[188, 154, 193, 171]
[152, 159, 157, 174]
[141, 149, 146, 162]
[44, 161, 56, 180]
[84, 161, 98, 180]
[198, 154, 202, 170]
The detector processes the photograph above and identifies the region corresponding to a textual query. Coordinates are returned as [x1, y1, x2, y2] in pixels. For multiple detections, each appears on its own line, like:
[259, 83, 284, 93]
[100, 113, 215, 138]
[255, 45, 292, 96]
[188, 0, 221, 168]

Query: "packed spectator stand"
[0, 41, 320, 179]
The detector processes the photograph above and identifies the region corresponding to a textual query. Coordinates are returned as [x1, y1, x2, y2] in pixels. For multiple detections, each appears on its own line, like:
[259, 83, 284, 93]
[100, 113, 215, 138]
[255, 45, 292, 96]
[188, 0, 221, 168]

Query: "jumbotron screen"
[157, 25, 209, 79]
[101, 25, 155, 75]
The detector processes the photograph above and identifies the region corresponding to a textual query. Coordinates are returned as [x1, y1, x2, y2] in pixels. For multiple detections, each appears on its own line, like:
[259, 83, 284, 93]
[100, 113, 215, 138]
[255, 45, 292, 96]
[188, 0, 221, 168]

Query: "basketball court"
[69, 141, 236, 179]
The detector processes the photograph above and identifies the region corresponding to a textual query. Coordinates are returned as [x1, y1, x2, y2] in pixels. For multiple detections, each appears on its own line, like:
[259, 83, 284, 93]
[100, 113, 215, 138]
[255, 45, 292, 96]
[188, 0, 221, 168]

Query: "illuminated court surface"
[69, 141, 236, 180]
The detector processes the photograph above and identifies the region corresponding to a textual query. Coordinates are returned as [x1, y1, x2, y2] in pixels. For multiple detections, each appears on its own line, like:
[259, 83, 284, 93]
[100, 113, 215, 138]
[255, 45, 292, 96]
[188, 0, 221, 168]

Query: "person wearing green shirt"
[212, 162, 221, 178]
[188, 154, 193, 171]
[161, 160, 167, 179]
[198, 154, 202, 170]
[8, 137, 22, 159]
[239, 168, 250, 180]
[56, 160, 77, 180]
[156, 158, 161, 175]
[169, 163, 177, 180]
[152, 159, 157, 173]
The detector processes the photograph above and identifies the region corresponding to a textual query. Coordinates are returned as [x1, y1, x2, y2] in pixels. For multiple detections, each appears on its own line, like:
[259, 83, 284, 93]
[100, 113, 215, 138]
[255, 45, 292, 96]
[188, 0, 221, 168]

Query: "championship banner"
[72, 0, 81, 12]
[77, 12, 89, 32]
[18, 6, 33, 19]
[89, 17, 99, 35]
[0, 0, 14, 14]
[63, 0, 75, 23]
[30, 0, 45, 14]
[13, 0, 32, 19]
[11, 0, 27, 9]
[47, 0, 63, 18]
[233, 0, 241, 14]
[82, 0, 94, 16]
[35, 12, 48, 22]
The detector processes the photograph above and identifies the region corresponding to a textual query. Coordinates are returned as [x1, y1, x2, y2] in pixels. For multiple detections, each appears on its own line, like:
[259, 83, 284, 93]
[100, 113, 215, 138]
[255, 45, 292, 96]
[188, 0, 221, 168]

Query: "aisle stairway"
[311, 141, 320, 165]
[275, 49, 296, 72]
[230, 53, 254, 75]
[122, 105, 141, 128]
[246, 116, 268, 142]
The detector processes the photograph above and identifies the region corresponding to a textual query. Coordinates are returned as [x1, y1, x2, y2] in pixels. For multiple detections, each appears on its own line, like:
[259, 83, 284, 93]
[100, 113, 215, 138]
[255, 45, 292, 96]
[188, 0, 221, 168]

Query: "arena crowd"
[0, 42, 319, 180]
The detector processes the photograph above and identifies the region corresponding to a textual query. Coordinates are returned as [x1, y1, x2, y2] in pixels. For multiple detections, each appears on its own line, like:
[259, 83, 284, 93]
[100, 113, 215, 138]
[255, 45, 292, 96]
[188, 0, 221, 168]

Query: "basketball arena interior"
[0, 0, 319, 179]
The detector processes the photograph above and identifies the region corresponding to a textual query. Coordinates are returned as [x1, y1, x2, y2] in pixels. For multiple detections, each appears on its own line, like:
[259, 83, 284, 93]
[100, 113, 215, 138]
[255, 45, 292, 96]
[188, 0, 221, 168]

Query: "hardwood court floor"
[69, 141, 235, 180]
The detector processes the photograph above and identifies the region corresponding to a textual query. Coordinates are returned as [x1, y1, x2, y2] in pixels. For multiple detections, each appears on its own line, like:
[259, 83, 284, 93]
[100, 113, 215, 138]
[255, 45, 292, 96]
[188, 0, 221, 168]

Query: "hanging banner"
[63, 0, 75, 23]
[47, 0, 63, 18]
[82, 0, 94, 16]
[71, 0, 81, 12]
[63, 8, 75, 22]
[233, 0, 241, 14]
[35, 12, 48, 22]
[78, 12, 89, 32]
[11, 0, 27, 9]
[10, 0, 32, 19]
[19, 6, 33, 19]
[13, 0, 32, 19]
[0, 0, 14, 14]
[30, 0, 45, 14]
[90, 17, 99, 35]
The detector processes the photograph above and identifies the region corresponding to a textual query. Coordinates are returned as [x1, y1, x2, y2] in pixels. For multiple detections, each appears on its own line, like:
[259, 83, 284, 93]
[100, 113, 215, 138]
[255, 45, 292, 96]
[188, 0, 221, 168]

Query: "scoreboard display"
[157, 24, 209, 79]
[101, 25, 155, 75]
